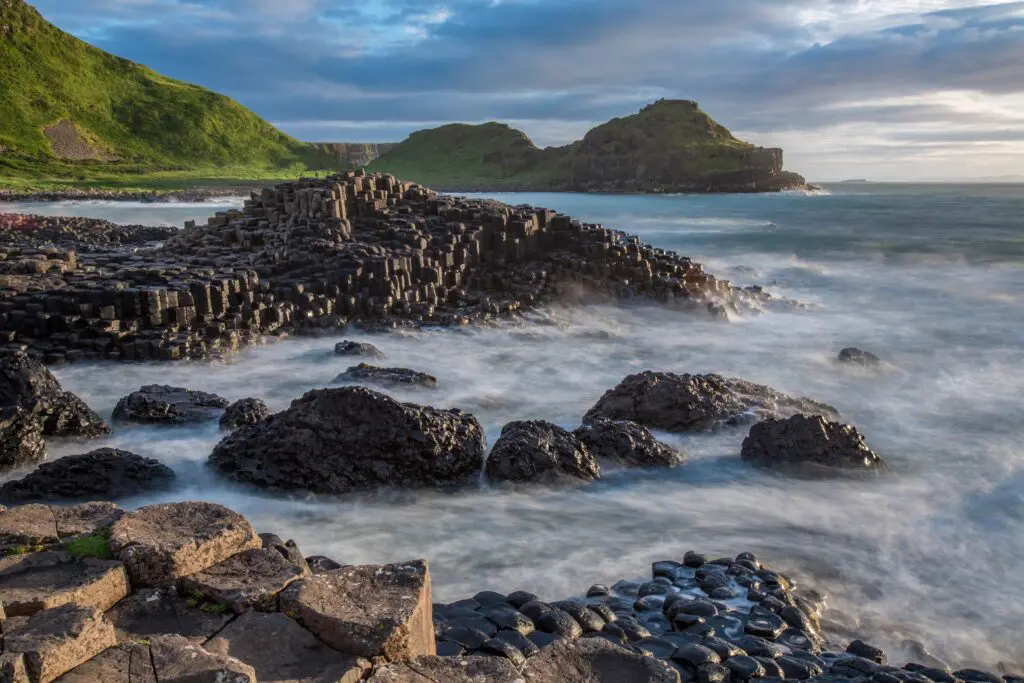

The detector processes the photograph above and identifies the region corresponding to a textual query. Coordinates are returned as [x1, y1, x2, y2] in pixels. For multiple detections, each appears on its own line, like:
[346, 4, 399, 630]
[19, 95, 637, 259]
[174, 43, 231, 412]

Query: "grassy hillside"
[0, 0, 333, 189]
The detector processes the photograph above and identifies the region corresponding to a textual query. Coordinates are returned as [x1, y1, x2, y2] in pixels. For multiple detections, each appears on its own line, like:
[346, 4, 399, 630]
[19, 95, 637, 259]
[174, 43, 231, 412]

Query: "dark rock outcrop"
[0, 352, 109, 438]
[838, 347, 883, 366]
[0, 448, 175, 502]
[0, 406, 45, 473]
[741, 414, 885, 470]
[112, 385, 229, 425]
[219, 398, 271, 430]
[573, 418, 684, 468]
[485, 420, 600, 484]
[333, 364, 438, 389]
[209, 387, 486, 494]
[584, 371, 839, 432]
[334, 340, 386, 360]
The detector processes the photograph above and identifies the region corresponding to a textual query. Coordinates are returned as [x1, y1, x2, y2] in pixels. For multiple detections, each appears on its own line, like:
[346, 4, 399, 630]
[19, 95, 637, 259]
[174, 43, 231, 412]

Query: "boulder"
[205, 612, 371, 683]
[0, 450, 175, 503]
[149, 635, 256, 683]
[104, 587, 233, 644]
[367, 656, 524, 683]
[178, 547, 308, 613]
[219, 398, 271, 430]
[334, 340, 386, 360]
[111, 385, 229, 425]
[0, 551, 129, 617]
[333, 364, 438, 389]
[522, 637, 680, 682]
[838, 347, 882, 366]
[741, 414, 885, 470]
[209, 387, 485, 494]
[3, 603, 118, 683]
[108, 502, 261, 588]
[53, 643, 156, 683]
[0, 407, 45, 474]
[485, 420, 600, 484]
[573, 418, 684, 468]
[583, 371, 839, 432]
[279, 560, 435, 660]
[0, 353, 109, 439]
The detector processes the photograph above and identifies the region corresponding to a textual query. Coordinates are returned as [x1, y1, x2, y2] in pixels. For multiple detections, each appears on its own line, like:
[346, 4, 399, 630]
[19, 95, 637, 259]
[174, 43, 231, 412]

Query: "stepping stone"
[51, 503, 123, 540]
[109, 502, 261, 588]
[178, 547, 308, 613]
[367, 655, 523, 682]
[149, 635, 255, 683]
[205, 612, 371, 683]
[279, 560, 435, 660]
[104, 588, 232, 645]
[53, 643, 156, 683]
[4, 603, 117, 683]
[522, 637, 680, 683]
[0, 653, 28, 683]
[0, 505, 57, 548]
[0, 551, 129, 617]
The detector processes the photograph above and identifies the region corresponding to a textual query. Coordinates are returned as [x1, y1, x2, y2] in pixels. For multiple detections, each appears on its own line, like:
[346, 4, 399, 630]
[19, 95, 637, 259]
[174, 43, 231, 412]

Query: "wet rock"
[0, 450, 175, 503]
[725, 655, 766, 679]
[846, 640, 887, 664]
[111, 385, 229, 425]
[367, 655, 523, 683]
[573, 418, 685, 468]
[306, 555, 343, 573]
[335, 341, 386, 360]
[0, 353, 109, 439]
[778, 655, 823, 679]
[209, 387, 485, 494]
[441, 626, 491, 650]
[333, 364, 438, 389]
[583, 371, 839, 432]
[496, 629, 541, 657]
[205, 612, 371, 683]
[741, 414, 885, 470]
[673, 643, 722, 668]
[522, 636, 681, 682]
[178, 547, 308, 613]
[4, 603, 117, 683]
[507, 590, 538, 607]
[537, 609, 584, 639]
[0, 408, 45, 474]
[53, 642, 155, 683]
[279, 560, 434, 659]
[149, 634, 256, 683]
[104, 587, 233, 644]
[219, 398, 271, 430]
[481, 637, 528, 667]
[0, 551, 129, 617]
[745, 612, 787, 639]
[485, 420, 600, 484]
[838, 348, 882, 367]
[109, 501, 261, 588]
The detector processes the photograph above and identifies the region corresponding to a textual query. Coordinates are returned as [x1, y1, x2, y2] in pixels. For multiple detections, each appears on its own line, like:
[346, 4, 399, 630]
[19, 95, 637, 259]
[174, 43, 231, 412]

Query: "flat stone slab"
[206, 611, 370, 683]
[367, 656, 524, 683]
[0, 551, 129, 617]
[51, 503, 123, 539]
[109, 502, 261, 588]
[279, 560, 435, 660]
[104, 587, 233, 645]
[4, 603, 118, 683]
[179, 547, 308, 613]
[0, 505, 57, 548]
[149, 634, 256, 683]
[53, 643, 156, 683]
[521, 637, 680, 682]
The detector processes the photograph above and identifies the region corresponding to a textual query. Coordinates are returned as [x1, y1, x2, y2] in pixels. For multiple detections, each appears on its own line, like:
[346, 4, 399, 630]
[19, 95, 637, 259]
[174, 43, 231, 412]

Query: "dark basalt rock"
[208, 386, 486, 494]
[0, 406, 45, 473]
[484, 420, 600, 484]
[0, 448, 175, 502]
[334, 341, 386, 360]
[219, 398, 271, 430]
[112, 385, 229, 425]
[333, 364, 438, 389]
[838, 347, 882, 366]
[583, 371, 839, 432]
[741, 414, 885, 470]
[573, 418, 685, 468]
[0, 352, 109, 438]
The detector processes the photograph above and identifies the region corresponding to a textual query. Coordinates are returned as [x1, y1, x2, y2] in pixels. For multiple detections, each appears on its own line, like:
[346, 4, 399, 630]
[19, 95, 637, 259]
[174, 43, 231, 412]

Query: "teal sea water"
[2, 184, 1022, 669]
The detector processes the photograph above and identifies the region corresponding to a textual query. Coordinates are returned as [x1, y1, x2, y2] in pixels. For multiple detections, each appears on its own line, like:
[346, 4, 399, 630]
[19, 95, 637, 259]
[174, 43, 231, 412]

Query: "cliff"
[313, 143, 397, 168]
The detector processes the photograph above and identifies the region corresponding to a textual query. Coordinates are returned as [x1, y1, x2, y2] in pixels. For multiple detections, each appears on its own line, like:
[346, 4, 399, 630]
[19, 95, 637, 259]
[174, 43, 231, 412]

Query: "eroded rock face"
[149, 635, 256, 683]
[0, 407, 45, 473]
[0, 551, 129, 617]
[334, 340, 386, 360]
[0, 352, 109, 439]
[583, 371, 839, 433]
[573, 418, 684, 468]
[333, 364, 438, 389]
[522, 637, 680, 682]
[4, 603, 118, 683]
[367, 656, 524, 683]
[111, 385, 229, 425]
[0, 449, 175, 503]
[485, 420, 600, 484]
[178, 547, 308, 613]
[209, 387, 485, 494]
[218, 398, 270, 431]
[741, 414, 885, 470]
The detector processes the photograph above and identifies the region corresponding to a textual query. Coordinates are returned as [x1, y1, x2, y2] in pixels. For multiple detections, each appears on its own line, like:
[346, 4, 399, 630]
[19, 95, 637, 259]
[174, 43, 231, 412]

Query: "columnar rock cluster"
[0, 171, 763, 363]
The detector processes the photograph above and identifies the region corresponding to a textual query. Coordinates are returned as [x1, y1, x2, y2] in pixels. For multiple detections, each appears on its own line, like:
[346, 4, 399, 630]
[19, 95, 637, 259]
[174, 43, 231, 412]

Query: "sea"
[1, 183, 1022, 670]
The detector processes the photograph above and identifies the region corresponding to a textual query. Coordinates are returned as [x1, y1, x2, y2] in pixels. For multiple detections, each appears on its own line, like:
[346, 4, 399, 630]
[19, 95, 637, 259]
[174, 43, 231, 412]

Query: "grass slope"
[0, 0, 333, 189]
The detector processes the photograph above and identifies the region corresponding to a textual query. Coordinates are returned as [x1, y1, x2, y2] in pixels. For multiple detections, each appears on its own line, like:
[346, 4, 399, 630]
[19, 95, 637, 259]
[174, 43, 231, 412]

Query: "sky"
[31, 0, 1024, 181]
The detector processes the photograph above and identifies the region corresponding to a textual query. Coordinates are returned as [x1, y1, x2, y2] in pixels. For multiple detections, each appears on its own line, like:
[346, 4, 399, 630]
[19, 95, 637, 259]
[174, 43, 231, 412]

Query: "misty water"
[2, 184, 1023, 670]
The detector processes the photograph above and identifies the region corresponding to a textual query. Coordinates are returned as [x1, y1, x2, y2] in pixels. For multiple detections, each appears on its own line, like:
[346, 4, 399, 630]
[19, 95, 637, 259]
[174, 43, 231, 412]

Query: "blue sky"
[33, 0, 1024, 181]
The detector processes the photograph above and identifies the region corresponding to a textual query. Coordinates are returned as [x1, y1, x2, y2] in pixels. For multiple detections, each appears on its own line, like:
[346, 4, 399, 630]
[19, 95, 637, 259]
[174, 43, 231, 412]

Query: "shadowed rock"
[149, 635, 256, 683]
[53, 642, 155, 683]
[209, 387, 485, 494]
[178, 548, 308, 613]
[333, 364, 438, 389]
[0, 450, 175, 503]
[741, 414, 885, 470]
[838, 347, 883, 367]
[485, 420, 600, 484]
[219, 398, 271, 430]
[0, 551, 129, 617]
[112, 385, 229, 425]
[334, 340, 386, 360]
[0, 353, 109, 439]
[4, 603, 118, 683]
[367, 655, 523, 682]
[522, 637, 680, 682]
[573, 418, 685, 468]
[105, 587, 233, 644]
[0, 407, 45, 473]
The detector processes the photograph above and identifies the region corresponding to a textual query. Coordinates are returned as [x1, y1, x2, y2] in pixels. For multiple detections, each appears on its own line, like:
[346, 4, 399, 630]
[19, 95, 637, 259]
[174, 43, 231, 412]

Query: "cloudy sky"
[33, 0, 1024, 181]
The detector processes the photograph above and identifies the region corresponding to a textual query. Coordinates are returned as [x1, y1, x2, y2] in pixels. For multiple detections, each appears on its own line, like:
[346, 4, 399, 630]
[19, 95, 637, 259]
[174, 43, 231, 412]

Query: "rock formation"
[0, 352, 109, 438]
[112, 385, 229, 425]
[485, 420, 601, 484]
[0, 448, 175, 502]
[741, 414, 885, 470]
[573, 418, 685, 468]
[218, 398, 270, 430]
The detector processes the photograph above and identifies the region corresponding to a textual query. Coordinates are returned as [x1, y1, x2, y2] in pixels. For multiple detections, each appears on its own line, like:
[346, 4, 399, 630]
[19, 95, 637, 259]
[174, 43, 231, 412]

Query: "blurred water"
[4, 184, 1023, 670]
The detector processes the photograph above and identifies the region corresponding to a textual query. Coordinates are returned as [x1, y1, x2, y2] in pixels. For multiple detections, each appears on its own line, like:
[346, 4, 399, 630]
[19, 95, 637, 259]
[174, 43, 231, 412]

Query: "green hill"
[371, 100, 806, 193]
[0, 0, 333, 189]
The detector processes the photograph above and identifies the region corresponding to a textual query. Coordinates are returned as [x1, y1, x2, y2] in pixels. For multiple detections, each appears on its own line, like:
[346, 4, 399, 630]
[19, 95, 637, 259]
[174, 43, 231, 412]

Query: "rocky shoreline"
[0, 186, 264, 204]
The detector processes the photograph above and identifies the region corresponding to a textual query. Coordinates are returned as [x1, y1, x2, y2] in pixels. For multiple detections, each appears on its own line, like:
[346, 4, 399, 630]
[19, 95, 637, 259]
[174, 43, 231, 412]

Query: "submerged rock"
[333, 364, 438, 389]
[741, 414, 885, 470]
[0, 406, 45, 473]
[485, 420, 600, 484]
[838, 347, 883, 367]
[0, 448, 175, 502]
[334, 340, 386, 360]
[583, 371, 838, 432]
[0, 352, 109, 438]
[574, 418, 684, 468]
[209, 387, 485, 494]
[112, 385, 229, 425]
[219, 398, 271, 430]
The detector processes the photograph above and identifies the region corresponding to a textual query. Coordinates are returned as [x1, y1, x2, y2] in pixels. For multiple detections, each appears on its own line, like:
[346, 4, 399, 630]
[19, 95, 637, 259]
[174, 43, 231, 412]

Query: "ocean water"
[2, 184, 1023, 670]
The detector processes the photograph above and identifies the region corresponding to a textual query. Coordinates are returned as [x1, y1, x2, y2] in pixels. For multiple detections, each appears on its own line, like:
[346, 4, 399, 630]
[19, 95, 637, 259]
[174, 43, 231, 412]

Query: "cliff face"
[313, 143, 397, 168]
